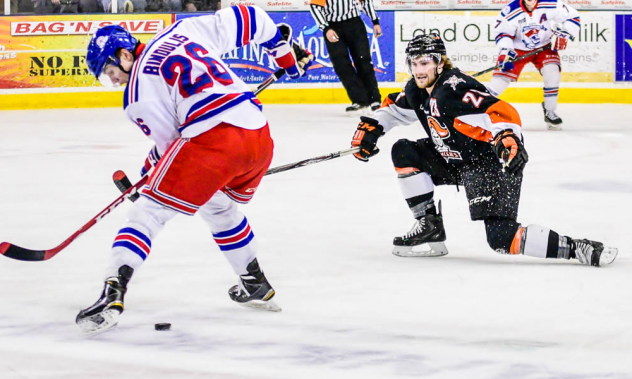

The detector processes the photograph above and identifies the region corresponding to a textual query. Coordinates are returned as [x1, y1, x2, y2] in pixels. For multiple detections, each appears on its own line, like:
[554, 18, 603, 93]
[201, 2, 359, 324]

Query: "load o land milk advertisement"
[395, 11, 613, 82]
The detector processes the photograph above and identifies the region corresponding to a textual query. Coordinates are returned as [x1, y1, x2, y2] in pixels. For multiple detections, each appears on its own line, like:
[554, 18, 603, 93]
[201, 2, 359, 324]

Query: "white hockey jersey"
[124, 5, 280, 156]
[494, 0, 580, 52]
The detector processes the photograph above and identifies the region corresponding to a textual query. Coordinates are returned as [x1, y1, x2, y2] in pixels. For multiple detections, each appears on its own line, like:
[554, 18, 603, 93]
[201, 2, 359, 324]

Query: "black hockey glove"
[493, 130, 528, 174]
[351, 116, 384, 162]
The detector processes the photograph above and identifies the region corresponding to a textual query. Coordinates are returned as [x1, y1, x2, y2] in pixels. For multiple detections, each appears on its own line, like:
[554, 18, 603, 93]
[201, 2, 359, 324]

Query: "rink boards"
[1, 10, 631, 109]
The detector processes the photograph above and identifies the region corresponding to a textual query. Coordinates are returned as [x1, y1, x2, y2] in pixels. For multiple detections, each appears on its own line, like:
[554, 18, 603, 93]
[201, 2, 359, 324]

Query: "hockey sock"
[510, 224, 572, 259]
[105, 197, 177, 279]
[212, 216, 257, 276]
[542, 65, 561, 111]
[396, 169, 435, 218]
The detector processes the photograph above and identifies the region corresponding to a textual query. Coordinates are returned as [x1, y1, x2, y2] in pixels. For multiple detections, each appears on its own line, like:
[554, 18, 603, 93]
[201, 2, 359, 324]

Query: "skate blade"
[546, 123, 563, 131]
[599, 246, 619, 266]
[392, 242, 448, 258]
[239, 299, 282, 312]
[77, 309, 121, 337]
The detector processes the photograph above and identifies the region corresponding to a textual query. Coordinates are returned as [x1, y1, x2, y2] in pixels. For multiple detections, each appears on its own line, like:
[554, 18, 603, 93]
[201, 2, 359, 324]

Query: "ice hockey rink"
[0, 103, 630, 379]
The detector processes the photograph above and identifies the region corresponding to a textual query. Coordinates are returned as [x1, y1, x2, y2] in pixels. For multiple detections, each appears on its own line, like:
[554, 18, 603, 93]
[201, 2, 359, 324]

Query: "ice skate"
[346, 103, 370, 116]
[393, 212, 448, 258]
[542, 102, 563, 131]
[229, 258, 281, 312]
[76, 278, 126, 336]
[76, 265, 132, 336]
[571, 238, 618, 267]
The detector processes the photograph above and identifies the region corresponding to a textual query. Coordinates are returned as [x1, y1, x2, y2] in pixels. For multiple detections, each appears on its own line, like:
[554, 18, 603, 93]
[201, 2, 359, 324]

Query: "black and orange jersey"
[374, 68, 522, 164]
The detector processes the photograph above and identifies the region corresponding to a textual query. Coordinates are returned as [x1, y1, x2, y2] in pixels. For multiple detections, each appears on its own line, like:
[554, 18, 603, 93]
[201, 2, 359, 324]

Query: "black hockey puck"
[155, 323, 171, 331]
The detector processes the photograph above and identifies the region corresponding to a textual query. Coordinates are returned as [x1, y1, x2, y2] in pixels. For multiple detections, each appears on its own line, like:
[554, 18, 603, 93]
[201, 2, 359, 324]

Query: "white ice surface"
[0, 104, 631, 379]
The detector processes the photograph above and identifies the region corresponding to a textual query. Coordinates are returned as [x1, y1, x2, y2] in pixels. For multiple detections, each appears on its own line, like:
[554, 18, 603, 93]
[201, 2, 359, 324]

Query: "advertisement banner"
[374, 0, 449, 10]
[615, 14, 632, 81]
[452, 0, 510, 9]
[177, 11, 395, 84]
[0, 14, 171, 89]
[224, 0, 307, 11]
[395, 11, 613, 81]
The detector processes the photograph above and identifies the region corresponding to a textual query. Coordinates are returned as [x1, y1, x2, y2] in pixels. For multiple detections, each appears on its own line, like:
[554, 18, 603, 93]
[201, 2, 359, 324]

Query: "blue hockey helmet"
[86, 25, 138, 86]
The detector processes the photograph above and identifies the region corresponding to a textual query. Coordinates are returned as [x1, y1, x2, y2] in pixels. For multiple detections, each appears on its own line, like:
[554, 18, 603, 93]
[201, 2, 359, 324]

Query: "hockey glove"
[493, 130, 528, 175]
[497, 49, 517, 72]
[351, 116, 384, 162]
[140, 145, 161, 177]
[551, 28, 572, 51]
[262, 23, 311, 79]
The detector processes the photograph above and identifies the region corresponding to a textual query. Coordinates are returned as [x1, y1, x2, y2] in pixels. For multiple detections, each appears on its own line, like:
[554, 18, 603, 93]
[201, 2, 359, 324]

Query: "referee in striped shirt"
[310, 0, 382, 114]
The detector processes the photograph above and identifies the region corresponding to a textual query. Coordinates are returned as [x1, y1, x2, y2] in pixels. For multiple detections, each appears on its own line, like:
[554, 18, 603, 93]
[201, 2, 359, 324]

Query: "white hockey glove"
[497, 48, 517, 72]
[551, 27, 573, 51]
[262, 23, 313, 79]
[140, 145, 161, 177]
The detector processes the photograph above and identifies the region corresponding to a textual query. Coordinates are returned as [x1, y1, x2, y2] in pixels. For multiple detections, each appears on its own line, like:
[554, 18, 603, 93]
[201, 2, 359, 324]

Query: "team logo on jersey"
[521, 24, 547, 49]
[427, 117, 462, 161]
[444, 75, 466, 91]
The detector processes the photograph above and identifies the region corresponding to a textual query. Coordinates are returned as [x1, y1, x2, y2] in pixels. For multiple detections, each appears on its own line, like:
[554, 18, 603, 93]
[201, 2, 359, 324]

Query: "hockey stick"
[264, 147, 360, 176]
[114, 147, 362, 202]
[253, 68, 285, 96]
[252, 41, 314, 95]
[0, 175, 149, 262]
[472, 45, 549, 78]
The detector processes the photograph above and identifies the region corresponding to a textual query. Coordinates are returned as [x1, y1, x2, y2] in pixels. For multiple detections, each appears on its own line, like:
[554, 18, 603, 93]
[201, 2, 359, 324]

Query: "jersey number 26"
[161, 42, 234, 98]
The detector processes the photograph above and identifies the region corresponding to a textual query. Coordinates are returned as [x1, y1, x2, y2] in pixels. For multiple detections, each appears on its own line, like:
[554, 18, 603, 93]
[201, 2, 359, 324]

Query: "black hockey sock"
[407, 195, 436, 219]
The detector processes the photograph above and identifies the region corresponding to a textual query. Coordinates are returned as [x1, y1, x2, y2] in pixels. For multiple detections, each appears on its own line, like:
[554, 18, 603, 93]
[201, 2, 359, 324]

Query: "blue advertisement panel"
[615, 14, 632, 82]
[175, 11, 395, 83]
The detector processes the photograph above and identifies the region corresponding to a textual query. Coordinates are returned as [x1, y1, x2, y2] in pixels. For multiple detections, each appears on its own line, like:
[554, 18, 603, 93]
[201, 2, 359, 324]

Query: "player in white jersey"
[76, 5, 313, 336]
[488, 0, 580, 130]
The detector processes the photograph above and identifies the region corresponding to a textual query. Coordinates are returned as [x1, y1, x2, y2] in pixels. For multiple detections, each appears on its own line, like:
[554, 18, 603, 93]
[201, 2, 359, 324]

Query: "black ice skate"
[392, 212, 448, 258]
[76, 265, 133, 336]
[571, 238, 618, 267]
[228, 258, 281, 312]
[346, 103, 370, 116]
[542, 102, 563, 131]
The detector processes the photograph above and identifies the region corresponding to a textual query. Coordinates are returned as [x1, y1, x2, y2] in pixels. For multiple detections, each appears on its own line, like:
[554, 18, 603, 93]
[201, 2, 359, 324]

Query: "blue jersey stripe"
[179, 96, 252, 132]
[232, 6, 244, 47]
[248, 6, 257, 41]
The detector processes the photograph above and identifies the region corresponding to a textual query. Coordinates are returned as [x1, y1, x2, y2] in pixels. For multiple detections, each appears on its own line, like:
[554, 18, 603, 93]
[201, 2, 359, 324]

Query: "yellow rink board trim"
[1, 87, 632, 110]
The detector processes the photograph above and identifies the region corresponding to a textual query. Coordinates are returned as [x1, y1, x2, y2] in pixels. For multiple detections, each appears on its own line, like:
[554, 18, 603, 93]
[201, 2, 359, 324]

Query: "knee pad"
[541, 64, 561, 87]
[488, 76, 511, 97]
[125, 196, 178, 239]
[391, 139, 420, 169]
[484, 217, 521, 253]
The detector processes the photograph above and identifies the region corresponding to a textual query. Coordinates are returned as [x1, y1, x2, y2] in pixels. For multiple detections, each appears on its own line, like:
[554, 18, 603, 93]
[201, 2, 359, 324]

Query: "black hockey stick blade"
[1, 175, 148, 262]
[113, 170, 139, 202]
[0, 243, 46, 261]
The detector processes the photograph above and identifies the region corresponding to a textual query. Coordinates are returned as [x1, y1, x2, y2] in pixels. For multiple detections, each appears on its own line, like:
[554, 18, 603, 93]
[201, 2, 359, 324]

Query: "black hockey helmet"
[405, 33, 447, 67]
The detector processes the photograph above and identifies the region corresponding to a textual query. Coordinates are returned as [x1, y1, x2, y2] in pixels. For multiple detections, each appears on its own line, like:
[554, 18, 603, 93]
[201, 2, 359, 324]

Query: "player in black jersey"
[350, 33, 617, 266]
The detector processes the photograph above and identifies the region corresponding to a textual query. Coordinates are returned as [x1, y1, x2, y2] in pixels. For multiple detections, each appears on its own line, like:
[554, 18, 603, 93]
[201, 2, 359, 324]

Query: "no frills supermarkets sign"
[0, 14, 170, 89]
